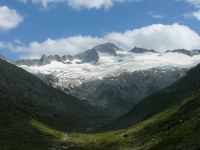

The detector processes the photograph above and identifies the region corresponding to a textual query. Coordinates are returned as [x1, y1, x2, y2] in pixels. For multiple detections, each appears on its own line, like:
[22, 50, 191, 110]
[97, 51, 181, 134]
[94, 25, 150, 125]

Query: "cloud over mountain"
[106, 23, 200, 51]
[7, 23, 200, 59]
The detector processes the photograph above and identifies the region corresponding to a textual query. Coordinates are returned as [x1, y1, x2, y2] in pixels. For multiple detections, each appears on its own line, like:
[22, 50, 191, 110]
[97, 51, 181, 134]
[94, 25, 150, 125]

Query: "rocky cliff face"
[130, 47, 156, 53]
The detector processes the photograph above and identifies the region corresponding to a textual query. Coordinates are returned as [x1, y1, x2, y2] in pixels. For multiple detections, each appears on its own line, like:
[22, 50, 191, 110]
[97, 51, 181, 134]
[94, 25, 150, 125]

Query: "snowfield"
[20, 51, 200, 81]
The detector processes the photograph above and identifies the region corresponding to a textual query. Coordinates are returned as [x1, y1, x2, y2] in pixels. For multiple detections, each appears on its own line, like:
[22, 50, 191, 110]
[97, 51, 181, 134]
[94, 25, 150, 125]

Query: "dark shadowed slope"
[0, 58, 107, 149]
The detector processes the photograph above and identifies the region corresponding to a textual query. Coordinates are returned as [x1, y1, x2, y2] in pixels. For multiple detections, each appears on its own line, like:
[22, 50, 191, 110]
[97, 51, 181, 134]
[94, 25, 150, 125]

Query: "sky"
[0, 0, 200, 61]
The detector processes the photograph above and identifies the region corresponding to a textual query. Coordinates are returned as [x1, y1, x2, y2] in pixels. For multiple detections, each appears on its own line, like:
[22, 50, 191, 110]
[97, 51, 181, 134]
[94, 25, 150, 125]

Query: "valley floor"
[30, 89, 200, 150]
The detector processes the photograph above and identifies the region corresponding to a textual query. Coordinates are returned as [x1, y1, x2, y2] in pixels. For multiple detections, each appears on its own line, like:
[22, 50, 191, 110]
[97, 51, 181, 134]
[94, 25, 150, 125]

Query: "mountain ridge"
[2, 43, 200, 118]
[14, 43, 200, 68]
[15, 42, 122, 66]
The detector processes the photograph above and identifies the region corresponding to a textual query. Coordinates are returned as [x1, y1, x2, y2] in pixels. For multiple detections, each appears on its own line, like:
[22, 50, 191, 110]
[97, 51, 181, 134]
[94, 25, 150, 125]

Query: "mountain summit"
[15, 43, 122, 66]
[130, 47, 156, 53]
[93, 42, 122, 55]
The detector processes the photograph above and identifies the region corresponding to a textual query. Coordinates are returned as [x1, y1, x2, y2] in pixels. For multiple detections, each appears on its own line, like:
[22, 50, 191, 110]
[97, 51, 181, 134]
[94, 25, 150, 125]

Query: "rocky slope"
[15, 43, 200, 117]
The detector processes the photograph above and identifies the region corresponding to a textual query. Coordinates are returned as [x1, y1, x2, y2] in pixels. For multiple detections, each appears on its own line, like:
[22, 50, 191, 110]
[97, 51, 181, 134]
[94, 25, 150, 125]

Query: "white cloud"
[152, 15, 163, 18]
[176, 0, 200, 8]
[8, 36, 107, 59]
[0, 42, 5, 49]
[148, 12, 163, 18]
[0, 6, 23, 31]
[31, 0, 140, 9]
[8, 24, 200, 59]
[148, 11, 154, 14]
[184, 10, 200, 20]
[14, 39, 24, 45]
[193, 10, 200, 20]
[106, 23, 200, 51]
[18, 0, 27, 3]
[185, 0, 200, 8]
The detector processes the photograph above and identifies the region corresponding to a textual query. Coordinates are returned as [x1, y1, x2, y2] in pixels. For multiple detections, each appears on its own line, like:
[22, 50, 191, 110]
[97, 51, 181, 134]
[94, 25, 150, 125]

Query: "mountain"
[0, 54, 14, 64]
[1, 45, 200, 149]
[14, 43, 200, 118]
[130, 47, 157, 53]
[15, 42, 122, 66]
[101, 62, 200, 132]
[0, 58, 111, 149]
[165, 49, 200, 56]
[9, 60, 200, 150]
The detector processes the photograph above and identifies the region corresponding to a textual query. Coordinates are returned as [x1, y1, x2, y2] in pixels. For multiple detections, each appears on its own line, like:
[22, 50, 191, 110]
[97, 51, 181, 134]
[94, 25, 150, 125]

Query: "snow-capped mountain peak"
[16, 43, 200, 81]
[13, 43, 200, 115]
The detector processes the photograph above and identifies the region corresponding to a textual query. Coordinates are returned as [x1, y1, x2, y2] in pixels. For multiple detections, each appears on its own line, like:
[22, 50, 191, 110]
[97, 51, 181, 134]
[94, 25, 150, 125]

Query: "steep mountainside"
[0, 58, 110, 149]
[0, 54, 14, 64]
[14, 43, 200, 117]
[101, 63, 200, 132]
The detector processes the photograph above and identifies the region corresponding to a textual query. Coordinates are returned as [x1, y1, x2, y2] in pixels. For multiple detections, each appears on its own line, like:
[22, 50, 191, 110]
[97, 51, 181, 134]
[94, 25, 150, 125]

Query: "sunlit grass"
[29, 89, 200, 149]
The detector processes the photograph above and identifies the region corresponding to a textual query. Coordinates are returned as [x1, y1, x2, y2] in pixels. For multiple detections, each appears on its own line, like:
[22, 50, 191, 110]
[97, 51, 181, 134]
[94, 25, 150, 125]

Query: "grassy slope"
[26, 83, 200, 150]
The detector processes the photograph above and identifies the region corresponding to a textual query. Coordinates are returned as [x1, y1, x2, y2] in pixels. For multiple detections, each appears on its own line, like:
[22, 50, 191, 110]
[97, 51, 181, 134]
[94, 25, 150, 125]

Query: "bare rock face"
[165, 49, 200, 56]
[130, 47, 156, 53]
[93, 42, 122, 55]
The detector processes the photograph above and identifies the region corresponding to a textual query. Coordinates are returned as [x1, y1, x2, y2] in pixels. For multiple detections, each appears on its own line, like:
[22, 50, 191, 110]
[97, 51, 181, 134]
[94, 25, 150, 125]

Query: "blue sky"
[0, 0, 200, 61]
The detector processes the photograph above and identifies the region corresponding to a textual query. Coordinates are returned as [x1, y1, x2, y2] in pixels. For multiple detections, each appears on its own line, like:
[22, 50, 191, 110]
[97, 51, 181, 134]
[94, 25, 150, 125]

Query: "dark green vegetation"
[0, 58, 108, 149]
[1, 57, 200, 149]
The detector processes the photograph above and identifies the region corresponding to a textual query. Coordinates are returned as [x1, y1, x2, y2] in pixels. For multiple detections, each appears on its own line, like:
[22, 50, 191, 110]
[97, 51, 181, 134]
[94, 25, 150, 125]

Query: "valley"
[15, 43, 200, 118]
[1, 43, 200, 149]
